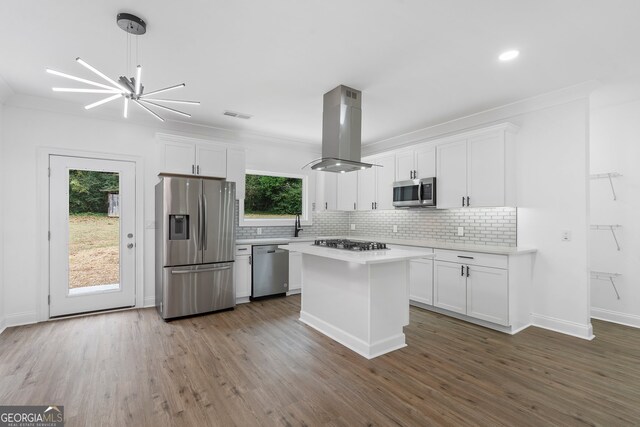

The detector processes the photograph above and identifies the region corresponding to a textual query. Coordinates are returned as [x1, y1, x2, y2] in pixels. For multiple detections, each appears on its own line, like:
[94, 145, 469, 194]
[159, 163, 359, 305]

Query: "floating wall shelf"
[590, 224, 622, 251]
[590, 172, 622, 201]
[590, 271, 621, 300]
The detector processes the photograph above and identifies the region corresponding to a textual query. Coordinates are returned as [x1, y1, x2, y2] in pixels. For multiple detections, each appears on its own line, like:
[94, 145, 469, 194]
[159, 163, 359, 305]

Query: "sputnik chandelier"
[46, 13, 199, 122]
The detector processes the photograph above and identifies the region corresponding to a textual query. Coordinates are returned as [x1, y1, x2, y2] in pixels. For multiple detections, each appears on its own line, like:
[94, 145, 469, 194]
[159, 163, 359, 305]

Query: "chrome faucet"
[294, 214, 303, 237]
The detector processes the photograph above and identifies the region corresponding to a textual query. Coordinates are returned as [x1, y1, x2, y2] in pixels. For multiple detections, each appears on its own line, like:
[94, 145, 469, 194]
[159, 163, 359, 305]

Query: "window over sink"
[239, 170, 309, 227]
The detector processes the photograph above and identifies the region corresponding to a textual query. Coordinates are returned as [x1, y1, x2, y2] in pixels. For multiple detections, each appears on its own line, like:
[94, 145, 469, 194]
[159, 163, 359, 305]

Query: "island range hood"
[309, 85, 374, 173]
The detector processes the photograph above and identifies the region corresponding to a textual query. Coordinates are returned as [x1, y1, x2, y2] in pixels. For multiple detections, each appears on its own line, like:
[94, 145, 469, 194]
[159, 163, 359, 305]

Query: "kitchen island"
[283, 242, 434, 359]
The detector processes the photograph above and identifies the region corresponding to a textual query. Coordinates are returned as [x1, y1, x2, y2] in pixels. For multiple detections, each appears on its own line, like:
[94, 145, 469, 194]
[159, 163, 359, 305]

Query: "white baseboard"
[143, 296, 156, 308]
[286, 289, 301, 296]
[5, 311, 38, 328]
[531, 314, 594, 340]
[591, 308, 640, 329]
[410, 301, 527, 335]
[299, 310, 405, 359]
[236, 296, 250, 304]
[0, 317, 6, 335]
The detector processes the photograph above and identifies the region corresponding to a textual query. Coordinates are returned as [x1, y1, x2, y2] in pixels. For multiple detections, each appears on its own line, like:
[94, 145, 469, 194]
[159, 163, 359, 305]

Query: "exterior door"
[49, 155, 136, 317]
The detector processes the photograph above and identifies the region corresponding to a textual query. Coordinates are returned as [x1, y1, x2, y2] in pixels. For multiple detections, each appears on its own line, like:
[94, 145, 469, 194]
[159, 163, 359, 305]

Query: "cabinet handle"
[462, 196, 465, 207]
[414, 170, 417, 178]
[197, 165, 200, 175]
[467, 196, 470, 206]
[354, 202, 356, 210]
[372, 202, 374, 210]
[457, 255, 474, 259]
[249, 255, 252, 265]
[325, 202, 328, 210]
[461, 265, 464, 276]
[237, 248, 248, 251]
[192, 164, 195, 174]
[466, 266, 470, 277]
[374, 202, 377, 209]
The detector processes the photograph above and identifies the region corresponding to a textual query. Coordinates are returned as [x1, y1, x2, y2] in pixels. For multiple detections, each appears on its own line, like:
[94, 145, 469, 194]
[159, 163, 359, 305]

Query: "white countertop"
[282, 242, 434, 265]
[238, 236, 535, 255]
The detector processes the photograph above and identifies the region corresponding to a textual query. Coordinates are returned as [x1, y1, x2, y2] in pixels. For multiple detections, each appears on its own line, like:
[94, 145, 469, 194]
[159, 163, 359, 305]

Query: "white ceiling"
[1, 1, 639, 145]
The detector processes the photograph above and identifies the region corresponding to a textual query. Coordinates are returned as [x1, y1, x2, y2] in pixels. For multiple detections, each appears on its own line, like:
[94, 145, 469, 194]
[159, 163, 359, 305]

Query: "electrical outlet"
[561, 230, 571, 242]
[257, 228, 262, 235]
[457, 226, 464, 236]
[350, 224, 356, 231]
[393, 225, 398, 233]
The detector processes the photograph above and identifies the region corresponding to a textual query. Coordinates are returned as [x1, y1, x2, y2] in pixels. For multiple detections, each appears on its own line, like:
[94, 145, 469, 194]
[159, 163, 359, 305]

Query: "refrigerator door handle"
[197, 194, 204, 250]
[171, 266, 231, 274]
[202, 192, 208, 250]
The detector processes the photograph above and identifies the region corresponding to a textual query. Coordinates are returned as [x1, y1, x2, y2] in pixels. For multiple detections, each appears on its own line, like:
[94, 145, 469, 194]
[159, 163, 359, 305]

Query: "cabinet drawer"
[236, 245, 251, 256]
[434, 249, 507, 269]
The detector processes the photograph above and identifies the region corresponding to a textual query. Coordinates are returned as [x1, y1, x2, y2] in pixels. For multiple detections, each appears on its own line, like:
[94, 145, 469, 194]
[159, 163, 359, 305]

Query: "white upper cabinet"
[395, 145, 436, 181]
[436, 139, 468, 209]
[163, 140, 196, 175]
[375, 154, 395, 210]
[395, 151, 415, 181]
[226, 149, 246, 200]
[196, 145, 227, 178]
[158, 134, 246, 199]
[337, 171, 358, 211]
[357, 154, 395, 211]
[316, 172, 338, 211]
[467, 133, 505, 208]
[436, 124, 517, 208]
[357, 161, 376, 211]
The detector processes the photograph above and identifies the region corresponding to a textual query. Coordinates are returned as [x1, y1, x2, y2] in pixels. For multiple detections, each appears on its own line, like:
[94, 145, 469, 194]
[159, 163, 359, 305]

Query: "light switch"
[561, 230, 571, 242]
[350, 224, 356, 231]
[257, 228, 262, 235]
[393, 225, 398, 233]
[457, 227, 464, 236]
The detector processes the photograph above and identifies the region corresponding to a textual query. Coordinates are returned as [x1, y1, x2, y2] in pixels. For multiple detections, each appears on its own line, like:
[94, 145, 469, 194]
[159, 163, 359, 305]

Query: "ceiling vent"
[224, 110, 252, 120]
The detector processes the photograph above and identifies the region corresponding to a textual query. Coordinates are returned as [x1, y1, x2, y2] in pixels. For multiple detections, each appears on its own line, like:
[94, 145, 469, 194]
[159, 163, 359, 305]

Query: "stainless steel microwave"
[393, 177, 436, 207]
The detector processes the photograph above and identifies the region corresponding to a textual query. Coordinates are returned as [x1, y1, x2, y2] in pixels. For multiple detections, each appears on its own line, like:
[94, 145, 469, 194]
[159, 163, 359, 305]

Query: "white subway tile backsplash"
[235, 200, 516, 246]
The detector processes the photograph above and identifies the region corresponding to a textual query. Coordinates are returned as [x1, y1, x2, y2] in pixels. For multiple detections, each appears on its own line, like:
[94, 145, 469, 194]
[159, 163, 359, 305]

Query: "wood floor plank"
[1, 296, 639, 426]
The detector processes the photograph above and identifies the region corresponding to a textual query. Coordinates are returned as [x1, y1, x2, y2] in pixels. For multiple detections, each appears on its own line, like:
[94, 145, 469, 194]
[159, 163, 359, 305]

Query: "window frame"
[238, 169, 311, 227]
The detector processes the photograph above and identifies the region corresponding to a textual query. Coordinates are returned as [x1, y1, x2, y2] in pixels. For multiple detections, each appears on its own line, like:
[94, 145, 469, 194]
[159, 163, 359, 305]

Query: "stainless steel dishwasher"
[251, 244, 289, 299]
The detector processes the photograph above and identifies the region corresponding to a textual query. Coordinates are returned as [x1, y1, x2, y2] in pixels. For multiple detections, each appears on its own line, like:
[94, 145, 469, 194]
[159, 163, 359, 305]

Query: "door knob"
[127, 243, 134, 249]
[127, 233, 134, 238]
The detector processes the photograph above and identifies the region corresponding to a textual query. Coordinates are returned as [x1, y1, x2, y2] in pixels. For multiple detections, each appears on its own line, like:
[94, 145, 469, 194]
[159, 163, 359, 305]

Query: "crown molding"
[363, 80, 600, 156]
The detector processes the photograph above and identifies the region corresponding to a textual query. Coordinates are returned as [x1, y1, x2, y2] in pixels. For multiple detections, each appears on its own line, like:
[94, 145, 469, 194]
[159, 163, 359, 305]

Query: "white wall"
[364, 84, 593, 339]
[515, 99, 591, 338]
[589, 76, 640, 328]
[0, 101, 5, 333]
[0, 95, 319, 326]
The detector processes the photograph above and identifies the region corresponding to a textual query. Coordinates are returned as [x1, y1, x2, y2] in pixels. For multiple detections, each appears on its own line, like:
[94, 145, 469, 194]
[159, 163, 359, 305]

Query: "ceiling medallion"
[46, 13, 200, 122]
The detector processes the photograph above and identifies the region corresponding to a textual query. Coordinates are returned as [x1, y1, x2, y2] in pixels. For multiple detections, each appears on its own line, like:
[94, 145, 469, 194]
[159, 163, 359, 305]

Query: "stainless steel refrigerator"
[155, 176, 236, 320]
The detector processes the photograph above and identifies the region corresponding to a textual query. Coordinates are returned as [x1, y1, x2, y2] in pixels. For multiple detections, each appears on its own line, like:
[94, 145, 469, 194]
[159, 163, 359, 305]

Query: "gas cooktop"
[313, 239, 388, 251]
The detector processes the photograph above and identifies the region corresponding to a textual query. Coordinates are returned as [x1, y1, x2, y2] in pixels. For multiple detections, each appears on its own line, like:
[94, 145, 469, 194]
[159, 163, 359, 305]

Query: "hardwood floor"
[1, 296, 639, 426]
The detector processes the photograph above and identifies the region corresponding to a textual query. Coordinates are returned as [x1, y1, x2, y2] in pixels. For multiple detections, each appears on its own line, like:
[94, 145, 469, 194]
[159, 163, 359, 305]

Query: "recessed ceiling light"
[499, 50, 519, 62]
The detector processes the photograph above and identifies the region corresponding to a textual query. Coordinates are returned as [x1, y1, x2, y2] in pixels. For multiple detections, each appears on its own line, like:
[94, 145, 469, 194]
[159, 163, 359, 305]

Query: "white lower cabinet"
[433, 261, 467, 315]
[466, 265, 508, 325]
[288, 251, 302, 294]
[409, 258, 433, 305]
[234, 245, 252, 302]
[433, 249, 510, 327]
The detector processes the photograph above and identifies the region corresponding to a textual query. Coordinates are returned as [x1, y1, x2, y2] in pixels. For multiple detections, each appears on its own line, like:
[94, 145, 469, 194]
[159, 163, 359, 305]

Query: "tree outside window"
[244, 173, 303, 219]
